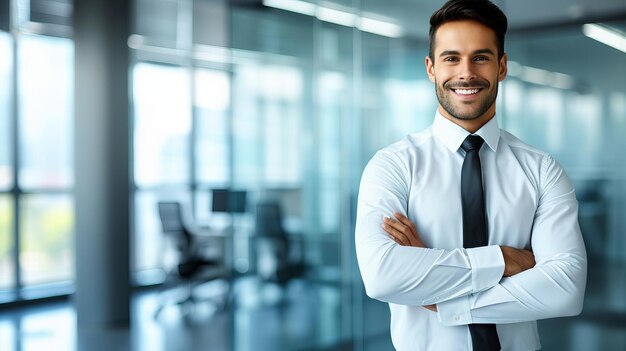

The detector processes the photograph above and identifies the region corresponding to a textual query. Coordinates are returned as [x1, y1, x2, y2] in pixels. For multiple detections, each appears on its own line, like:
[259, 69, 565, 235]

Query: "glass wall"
[17, 35, 73, 189]
[0, 32, 11, 190]
[132, 61, 193, 281]
[17, 35, 74, 292]
[0, 32, 13, 295]
[130, 0, 233, 283]
[0, 23, 75, 300]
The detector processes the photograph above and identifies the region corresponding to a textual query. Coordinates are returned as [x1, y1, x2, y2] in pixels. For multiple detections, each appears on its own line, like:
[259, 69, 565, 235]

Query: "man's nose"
[457, 60, 477, 81]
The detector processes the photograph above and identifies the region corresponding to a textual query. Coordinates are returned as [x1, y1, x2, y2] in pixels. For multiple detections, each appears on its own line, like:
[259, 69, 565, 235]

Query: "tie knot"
[461, 135, 484, 152]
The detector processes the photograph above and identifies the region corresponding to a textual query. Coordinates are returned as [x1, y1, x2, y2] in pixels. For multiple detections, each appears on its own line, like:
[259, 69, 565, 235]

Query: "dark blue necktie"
[461, 135, 501, 351]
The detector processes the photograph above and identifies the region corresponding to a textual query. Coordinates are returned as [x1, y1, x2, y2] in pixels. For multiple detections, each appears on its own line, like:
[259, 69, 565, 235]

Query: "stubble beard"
[435, 79, 499, 121]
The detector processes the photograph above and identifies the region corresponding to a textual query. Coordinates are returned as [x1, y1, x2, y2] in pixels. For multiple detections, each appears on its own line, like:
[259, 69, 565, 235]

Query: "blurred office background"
[0, 0, 625, 350]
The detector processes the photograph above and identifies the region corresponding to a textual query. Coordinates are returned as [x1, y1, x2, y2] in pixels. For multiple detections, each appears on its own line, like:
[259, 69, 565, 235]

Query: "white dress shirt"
[355, 112, 587, 351]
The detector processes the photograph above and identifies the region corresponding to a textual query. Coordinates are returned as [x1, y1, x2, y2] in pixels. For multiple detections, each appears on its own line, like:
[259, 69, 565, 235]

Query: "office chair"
[155, 202, 230, 319]
[255, 201, 306, 287]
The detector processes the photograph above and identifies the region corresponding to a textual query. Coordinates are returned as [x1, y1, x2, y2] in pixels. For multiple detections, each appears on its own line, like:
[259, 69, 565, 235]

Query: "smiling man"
[355, 0, 587, 350]
[428, 20, 505, 131]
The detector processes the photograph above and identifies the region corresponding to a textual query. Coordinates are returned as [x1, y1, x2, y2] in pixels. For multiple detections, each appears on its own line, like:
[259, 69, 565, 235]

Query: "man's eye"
[444, 57, 459, 62]
[474, 56, 489, 62]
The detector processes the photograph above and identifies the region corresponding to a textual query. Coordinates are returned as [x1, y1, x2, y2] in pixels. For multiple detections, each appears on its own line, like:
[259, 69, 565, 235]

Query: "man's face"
[426, 20, 507, 128]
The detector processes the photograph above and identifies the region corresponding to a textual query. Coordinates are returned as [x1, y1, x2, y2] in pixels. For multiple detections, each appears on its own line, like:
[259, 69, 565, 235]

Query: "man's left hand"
[382, 212, 426, 248]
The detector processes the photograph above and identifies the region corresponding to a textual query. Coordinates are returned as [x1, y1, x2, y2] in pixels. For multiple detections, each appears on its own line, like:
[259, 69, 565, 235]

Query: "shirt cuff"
[466, 245, 505, 293]
[437, 295, 472, 326]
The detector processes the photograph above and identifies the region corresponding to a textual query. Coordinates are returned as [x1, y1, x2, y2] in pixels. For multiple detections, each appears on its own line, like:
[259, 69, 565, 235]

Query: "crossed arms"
[355, 152, 587, 326]
[382, 212, 536, 312]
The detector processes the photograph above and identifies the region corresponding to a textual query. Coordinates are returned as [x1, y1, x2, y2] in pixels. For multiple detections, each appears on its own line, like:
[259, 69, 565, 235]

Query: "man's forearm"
[500, 246, 535, 276]
[437, 249, 586, 326]
[361, 213, 505, 306]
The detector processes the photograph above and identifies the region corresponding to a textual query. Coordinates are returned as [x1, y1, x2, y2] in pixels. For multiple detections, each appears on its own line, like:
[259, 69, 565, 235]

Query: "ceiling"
[20, 0, 626, 46]
[358, 0, 626, 39]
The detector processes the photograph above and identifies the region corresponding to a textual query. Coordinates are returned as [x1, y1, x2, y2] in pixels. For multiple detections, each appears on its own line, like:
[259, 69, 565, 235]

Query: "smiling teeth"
[454, 89, 479, 95]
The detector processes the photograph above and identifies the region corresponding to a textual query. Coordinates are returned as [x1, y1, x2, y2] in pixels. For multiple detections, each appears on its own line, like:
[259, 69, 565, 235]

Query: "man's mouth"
[452, 88, 481, 95]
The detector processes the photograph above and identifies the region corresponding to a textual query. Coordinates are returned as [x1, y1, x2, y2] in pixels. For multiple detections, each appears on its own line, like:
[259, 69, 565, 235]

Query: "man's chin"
[445, 107, 485, 121]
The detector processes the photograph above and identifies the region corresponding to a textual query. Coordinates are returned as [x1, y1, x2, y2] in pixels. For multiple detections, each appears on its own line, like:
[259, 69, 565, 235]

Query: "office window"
[564, 93, 602, 167]
[0, 31, 75, 301]
[384, 79, 435, 141]
[195, 69, 230, 184]
[262, 66, 303, 185]
[0, 32, 11, 190]
[525, 86, 564, 154]
[19, 194, 74, 286]
[0, 195, 13, 291]
[17, 34, 73, 189]
[318, 71, 345, 234]
[133, 62, 194, 279]
[133, 63, 191, 187]
[0, 32, 12, 292]
[232, 64, 262, 184]
[232, 64, 303, 185]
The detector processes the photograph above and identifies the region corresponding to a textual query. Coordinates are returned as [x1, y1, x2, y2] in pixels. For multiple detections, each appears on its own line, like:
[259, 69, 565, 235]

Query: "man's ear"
[498, 53, 508, 82]
[425, 56, 435, 83]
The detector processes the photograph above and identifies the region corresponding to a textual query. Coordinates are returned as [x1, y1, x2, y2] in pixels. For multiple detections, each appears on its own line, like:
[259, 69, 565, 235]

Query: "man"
[354, 0, 587, 350]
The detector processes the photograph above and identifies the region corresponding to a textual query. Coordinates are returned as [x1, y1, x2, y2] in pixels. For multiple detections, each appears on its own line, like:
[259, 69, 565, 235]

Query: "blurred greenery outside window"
[20, 195, 74, 285]
[0, 196, 13, 291]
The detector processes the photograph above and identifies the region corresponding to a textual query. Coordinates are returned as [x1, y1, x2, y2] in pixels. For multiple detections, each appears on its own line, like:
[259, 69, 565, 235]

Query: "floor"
[1, 263, 626, 351]
[0, 277, 361, 351]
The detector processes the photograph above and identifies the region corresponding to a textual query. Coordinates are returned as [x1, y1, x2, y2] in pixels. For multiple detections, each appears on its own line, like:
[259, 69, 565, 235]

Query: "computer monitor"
[211, 189, 247, 214]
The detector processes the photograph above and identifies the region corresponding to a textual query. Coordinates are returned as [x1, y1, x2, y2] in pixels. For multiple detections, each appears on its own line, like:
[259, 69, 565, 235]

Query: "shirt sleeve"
[437, 154, 587, 325]
[355, 150, 505, 306]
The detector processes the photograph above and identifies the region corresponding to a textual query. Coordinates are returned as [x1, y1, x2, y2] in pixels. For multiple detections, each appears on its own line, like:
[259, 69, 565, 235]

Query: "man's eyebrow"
[439, 50, 459, 57]
[474, 48, 496, 55]
[438, 48, 496, 57]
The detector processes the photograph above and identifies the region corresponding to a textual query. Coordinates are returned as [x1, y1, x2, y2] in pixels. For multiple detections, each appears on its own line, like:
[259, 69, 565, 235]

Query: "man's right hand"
[500, 246, 536, 277]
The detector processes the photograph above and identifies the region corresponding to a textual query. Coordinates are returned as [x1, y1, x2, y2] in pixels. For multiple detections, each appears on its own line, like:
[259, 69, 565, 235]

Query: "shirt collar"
[432, 110, 500, 153]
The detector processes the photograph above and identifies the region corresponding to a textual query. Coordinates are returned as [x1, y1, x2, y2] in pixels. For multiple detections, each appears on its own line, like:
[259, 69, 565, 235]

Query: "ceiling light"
[583, 23, 626, 54]
[507, 61, 575, 90]
[262, 0, 403, 38]
[262, 0, 316, 16]
[316, 6, 357, 27]
[358, 17, 403, 38]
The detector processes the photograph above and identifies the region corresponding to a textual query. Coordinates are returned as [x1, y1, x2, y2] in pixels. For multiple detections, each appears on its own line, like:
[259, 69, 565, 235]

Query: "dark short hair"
[429, 0, 508, 60]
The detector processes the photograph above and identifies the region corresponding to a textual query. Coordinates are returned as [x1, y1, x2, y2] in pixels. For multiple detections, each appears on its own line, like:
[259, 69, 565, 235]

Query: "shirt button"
[454, 316, 460, 321]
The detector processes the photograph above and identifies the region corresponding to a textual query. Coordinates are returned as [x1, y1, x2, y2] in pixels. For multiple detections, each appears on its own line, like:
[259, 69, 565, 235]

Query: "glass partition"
[195, 68, 230, 185]
[0, 32, 12, 190]
[132, 62, 193, 281]
[133, 63, 191, 187]
[17, 35, 73, 190]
